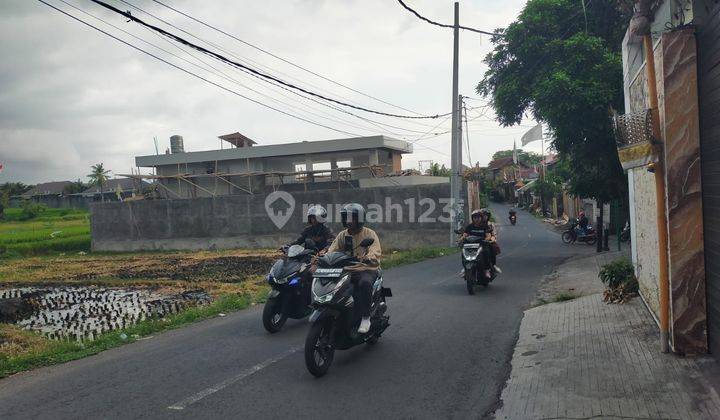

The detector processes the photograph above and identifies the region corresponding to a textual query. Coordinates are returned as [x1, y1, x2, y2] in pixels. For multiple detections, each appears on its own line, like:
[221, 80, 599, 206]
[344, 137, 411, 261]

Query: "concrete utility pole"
[450, 1, 460, 245]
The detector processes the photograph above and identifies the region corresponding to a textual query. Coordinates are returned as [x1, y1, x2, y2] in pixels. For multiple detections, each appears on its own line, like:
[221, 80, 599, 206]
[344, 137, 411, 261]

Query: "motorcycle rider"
[578, 210, 589, 235]
[460, 208, 501, 279]
[325, 203, 381, 334]
[509, 208, 517, 224]
[293, 205, 335, 251]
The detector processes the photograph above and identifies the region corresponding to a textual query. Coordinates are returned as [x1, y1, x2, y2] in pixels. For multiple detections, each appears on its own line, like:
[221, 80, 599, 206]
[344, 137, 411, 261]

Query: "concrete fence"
[90, 183, 465, 251]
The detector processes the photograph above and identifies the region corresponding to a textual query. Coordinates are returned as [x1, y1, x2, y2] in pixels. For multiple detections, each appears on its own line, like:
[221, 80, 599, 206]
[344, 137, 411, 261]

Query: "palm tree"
[88, 163, 111, 202]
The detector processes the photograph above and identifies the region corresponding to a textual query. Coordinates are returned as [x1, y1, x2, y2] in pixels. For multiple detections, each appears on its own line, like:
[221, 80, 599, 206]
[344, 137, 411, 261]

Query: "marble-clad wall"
[660, 28, 707, 354]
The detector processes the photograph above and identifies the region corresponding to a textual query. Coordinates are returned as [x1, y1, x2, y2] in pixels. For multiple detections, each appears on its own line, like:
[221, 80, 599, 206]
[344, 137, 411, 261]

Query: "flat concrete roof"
[136, 135, 413, 167]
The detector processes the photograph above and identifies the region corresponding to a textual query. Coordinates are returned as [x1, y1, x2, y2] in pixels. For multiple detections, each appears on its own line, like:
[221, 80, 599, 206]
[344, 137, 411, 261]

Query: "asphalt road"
[0, 203, 589, 419]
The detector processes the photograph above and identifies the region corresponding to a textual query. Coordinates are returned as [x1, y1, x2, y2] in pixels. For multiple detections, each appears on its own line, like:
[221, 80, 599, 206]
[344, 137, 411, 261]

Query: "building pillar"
[330, 158, 338, 181]
[305, 155, 314, 183]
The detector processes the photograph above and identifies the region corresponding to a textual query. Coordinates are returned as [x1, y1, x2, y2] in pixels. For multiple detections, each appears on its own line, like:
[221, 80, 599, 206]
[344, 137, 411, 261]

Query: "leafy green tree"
[478, 0, 630, 206]
[425, 162, 451, 177]
[87, 163, 111, 202]
[63, 179, 87, 195]
[0, 182, 32, 197]
[491, 149, 542, 166]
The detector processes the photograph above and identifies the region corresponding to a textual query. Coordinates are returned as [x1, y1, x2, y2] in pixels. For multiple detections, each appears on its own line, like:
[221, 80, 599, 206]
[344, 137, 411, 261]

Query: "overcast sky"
[0, 0, 543, 184]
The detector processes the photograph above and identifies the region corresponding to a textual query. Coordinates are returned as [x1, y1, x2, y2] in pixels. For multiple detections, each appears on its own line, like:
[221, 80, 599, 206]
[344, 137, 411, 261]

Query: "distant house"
[80, 178, 149, 201]
[20, 181, 73, 199]
[134, 133, 414, 198]
[487, 157, 537, 182]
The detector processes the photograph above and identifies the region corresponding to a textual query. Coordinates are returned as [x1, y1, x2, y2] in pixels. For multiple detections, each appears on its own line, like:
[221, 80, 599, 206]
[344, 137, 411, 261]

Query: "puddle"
[0, 286, 211, 341]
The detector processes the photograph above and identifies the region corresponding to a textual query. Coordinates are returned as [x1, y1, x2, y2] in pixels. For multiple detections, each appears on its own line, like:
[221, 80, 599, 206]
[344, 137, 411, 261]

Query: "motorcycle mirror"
[359, 238, 374, 247]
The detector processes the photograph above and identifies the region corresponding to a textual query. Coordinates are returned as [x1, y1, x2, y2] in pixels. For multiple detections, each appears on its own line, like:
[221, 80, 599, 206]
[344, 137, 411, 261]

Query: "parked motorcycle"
[304, 238, 392, 377]
[620, 221, 631, 243]
[561, 221, 597, 245]
[262, 240, 317, 333]
[458, 232, 497, 294]
[509, 209, 517, 226]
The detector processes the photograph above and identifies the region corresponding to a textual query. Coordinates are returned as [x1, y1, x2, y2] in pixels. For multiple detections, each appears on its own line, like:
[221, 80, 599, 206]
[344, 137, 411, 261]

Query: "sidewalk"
[494, 253, 720, 419]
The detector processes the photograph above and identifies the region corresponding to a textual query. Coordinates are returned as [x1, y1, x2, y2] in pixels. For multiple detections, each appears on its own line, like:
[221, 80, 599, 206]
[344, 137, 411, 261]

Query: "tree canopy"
[478, 0, 631, 203]
[491, 149, 542, 166]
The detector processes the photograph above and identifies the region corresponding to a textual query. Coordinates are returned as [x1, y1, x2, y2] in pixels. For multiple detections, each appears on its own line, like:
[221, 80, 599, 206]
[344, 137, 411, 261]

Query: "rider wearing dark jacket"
[294, 205, 334, 250]
[460, 208, 502, 278]
[578, 211, 589, 234]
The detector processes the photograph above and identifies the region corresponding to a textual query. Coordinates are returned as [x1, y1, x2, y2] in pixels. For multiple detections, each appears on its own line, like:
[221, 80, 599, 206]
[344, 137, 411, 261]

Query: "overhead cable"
[148, 0, 426, 116]
[36, 0, 363, 137]
[89, 0, 451, 120]
[396, 0, 503, 37]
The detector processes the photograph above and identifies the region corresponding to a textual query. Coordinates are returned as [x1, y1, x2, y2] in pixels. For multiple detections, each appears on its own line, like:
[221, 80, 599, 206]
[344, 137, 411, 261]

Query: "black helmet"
[480, 208, 491, 218]
[471, 209, 483, 220]
[340, 203, 365, 228]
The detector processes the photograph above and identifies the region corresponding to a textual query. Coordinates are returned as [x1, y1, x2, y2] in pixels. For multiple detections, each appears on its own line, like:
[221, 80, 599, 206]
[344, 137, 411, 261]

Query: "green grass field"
[0, 207, 90, 257]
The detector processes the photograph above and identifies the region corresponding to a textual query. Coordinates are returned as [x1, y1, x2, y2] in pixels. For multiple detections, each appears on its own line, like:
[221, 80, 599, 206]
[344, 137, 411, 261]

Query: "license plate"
[315, 268, 343, 278]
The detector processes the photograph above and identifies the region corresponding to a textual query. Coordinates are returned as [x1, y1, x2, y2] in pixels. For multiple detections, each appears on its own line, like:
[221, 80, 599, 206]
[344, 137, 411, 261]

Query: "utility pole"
[450, 1, 460, 245]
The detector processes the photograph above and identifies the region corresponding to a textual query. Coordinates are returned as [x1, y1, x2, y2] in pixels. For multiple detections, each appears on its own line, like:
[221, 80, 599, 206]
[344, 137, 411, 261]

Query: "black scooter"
[262, 240, 316, 333]
[304, 238, 392, 377]
[457, 231, 497, 295]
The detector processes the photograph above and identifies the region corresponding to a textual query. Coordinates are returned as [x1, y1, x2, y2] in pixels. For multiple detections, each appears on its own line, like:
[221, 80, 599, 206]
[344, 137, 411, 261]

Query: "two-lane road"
[0, 203, 588, 419]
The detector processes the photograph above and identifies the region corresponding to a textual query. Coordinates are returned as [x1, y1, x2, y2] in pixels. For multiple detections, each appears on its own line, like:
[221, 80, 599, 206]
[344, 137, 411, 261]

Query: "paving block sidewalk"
[495, 257, 720, 419]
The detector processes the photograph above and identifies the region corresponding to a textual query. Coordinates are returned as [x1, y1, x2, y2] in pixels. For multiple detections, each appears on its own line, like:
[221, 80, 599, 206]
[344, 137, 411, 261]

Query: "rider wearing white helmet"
[293, 205, 335, 250]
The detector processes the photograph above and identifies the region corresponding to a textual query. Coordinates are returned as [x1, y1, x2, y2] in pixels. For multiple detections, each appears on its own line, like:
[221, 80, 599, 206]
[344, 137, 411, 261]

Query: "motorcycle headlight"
[463, 246, 480, 260]
[312, 274, 349, 303]
[314, 292, 334, 304]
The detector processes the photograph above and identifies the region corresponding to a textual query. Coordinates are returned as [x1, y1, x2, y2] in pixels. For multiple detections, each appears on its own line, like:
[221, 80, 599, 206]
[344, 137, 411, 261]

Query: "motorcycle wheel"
[465, 269, 476, 295]
[305, 322, 334, 377]
[262, 297, 287, 333]
[561, 231, 575, 244]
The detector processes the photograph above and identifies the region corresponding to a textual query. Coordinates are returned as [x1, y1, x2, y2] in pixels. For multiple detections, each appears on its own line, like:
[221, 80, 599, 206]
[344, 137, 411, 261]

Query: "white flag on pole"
[520, 123, 543, 146]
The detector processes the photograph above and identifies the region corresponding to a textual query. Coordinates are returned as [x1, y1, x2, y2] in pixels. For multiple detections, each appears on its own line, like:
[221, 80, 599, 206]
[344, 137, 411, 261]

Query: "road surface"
[0, 203, 589, 419]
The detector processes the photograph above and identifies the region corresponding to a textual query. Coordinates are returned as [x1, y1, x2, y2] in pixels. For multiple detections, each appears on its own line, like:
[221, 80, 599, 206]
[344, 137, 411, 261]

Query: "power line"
[110, 2, 437, 137]
[89, 0, 451, 120]
[113, 0, 448, 132]
[148, 0, 427, 116]
[57, 0, 388, 138]
[36, 0, 365, 137]
[396, 0, 503, 37]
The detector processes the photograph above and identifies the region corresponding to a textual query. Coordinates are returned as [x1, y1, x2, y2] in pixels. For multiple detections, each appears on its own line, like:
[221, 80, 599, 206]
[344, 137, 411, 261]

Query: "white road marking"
[167, 346, 302, 410]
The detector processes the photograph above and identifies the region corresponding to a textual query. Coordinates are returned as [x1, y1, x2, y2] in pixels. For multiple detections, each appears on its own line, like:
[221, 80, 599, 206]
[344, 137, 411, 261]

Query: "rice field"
[0, 208, 90, 257]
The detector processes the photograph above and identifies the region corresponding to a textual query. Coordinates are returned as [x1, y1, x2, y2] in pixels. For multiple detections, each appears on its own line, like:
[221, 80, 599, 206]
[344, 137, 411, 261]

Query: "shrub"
[599, 258, 638, 303]
[19, 201, 47, 221]
[599, 258, 635, 289]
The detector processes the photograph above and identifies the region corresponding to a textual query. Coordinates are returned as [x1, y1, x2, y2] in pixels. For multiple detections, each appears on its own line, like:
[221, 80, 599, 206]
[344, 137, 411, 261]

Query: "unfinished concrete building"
[134, 133, 414, 198]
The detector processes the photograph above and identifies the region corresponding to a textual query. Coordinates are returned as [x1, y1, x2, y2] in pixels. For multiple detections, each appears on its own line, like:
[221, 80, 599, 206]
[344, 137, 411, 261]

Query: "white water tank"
[170, 135, 185, 153]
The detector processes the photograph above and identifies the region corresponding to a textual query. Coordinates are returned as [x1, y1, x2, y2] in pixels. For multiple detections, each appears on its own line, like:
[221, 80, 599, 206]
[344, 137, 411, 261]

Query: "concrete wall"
[90, 183, 464, 252]
[358, 176, 448, 188]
